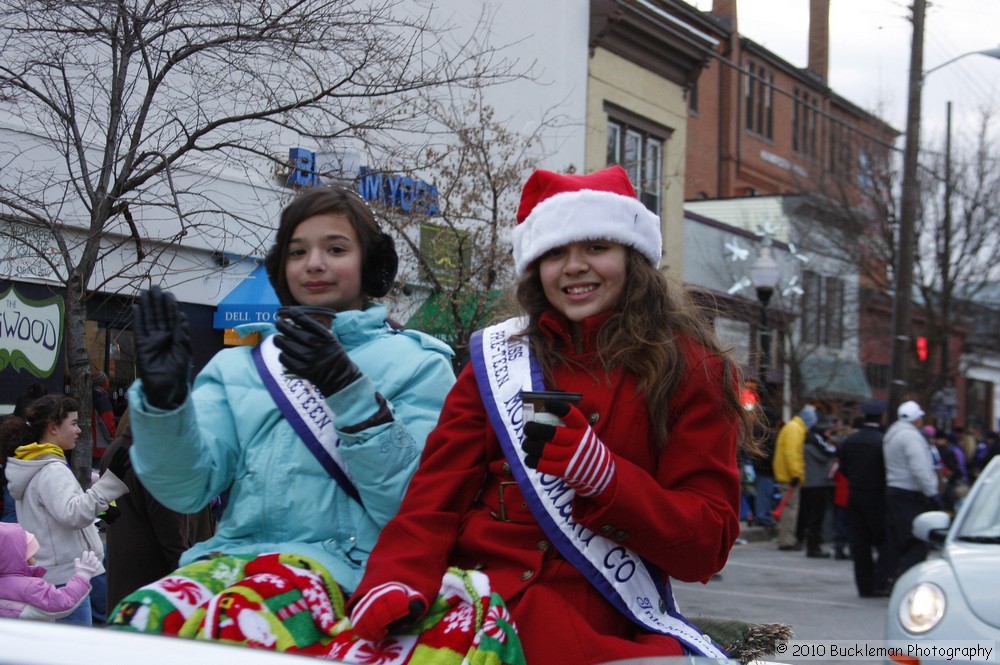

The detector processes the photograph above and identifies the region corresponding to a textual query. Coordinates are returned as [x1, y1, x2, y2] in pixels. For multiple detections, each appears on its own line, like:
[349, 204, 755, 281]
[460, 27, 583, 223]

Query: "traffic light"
[916, 336, 928, 362]
[740, 382, 760, 411]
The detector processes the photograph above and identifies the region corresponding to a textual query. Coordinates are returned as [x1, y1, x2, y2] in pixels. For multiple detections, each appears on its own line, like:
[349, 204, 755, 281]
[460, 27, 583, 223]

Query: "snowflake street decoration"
[725, 239, 750, 262]
[782, 275, 804, 298]
[787, 243, 810, 264]
[721, 218, 811, 301]
[754, 221, 780, 245]
[727, 276, 753, 295]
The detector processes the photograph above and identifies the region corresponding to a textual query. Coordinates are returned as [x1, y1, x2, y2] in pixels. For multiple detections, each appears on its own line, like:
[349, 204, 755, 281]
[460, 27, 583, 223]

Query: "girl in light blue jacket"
[108, 186, 455, 645]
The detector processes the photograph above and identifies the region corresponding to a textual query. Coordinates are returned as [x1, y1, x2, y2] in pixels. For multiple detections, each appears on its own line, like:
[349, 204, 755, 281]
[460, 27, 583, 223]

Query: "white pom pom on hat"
[511, 166, 662, 274]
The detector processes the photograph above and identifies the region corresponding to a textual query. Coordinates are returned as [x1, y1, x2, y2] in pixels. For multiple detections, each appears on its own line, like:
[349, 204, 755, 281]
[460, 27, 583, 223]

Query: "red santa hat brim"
[511, 166, 662, 273]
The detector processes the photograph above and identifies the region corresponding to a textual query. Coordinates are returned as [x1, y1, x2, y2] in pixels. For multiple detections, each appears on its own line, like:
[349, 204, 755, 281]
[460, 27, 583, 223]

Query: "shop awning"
[213, 264, 280, 329]
[405, 289, 504, 346]
[798, 355, 873, 401]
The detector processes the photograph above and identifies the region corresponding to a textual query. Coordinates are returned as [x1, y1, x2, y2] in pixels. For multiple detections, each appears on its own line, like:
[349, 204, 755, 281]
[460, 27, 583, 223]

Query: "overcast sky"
[683, 0, 1000, 151]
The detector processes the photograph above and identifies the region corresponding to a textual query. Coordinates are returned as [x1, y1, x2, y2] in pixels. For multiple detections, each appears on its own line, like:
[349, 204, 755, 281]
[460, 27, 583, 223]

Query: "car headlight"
[898, 582, 946, 634]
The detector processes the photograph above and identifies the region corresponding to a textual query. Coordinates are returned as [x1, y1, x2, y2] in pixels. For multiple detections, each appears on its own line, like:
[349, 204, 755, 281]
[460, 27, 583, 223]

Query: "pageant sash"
[252, 335, 362, 505]
[470, 318, 725, 658]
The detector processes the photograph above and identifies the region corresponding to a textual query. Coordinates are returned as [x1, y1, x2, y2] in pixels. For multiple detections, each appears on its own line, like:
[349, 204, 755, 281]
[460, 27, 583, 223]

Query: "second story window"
[745, 61, 774, 139]
[801, 270, 844, 348]
[828, 121, 853, 178]
[857, 148, 875, 192]
[793, 88, 818, 158]
[605, 105, 669, 214]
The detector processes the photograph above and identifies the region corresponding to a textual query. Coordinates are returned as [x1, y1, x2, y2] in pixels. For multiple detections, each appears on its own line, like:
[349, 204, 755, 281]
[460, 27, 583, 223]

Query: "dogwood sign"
[0, 286, 64, 377]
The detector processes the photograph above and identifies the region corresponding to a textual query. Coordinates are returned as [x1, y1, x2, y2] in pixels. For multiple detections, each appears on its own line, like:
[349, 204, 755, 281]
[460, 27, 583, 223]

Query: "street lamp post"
[887, 0, 1000, 414]
[751, 245, 781, 396]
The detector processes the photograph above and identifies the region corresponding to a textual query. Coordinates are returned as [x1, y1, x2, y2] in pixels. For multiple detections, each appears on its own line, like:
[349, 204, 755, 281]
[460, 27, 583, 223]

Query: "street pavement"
[672, 526, 894, 665]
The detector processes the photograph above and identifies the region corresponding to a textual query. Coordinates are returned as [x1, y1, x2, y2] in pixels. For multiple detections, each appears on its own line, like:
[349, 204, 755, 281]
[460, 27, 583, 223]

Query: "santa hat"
[24, 531, 39, 561]
[511, 166, 662, 274]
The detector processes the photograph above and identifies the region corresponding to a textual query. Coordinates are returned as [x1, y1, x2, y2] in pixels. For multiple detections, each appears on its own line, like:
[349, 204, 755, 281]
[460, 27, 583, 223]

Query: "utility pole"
[940, 101, 953, 392]
[888, 0, 926, 416]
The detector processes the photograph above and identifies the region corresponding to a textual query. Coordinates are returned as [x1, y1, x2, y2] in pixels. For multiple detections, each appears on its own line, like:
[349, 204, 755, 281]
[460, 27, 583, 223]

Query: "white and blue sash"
[252, 335, 362, 504]
[470, 318, 725, 658]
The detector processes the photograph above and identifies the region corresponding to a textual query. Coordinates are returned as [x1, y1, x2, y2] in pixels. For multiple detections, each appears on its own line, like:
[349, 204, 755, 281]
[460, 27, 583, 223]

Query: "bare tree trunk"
[65, 272, 95, 488]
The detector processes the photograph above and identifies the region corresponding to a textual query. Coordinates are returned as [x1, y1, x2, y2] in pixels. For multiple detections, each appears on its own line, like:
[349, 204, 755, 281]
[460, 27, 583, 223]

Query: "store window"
[605, 104, 669, 215]
[864, 363, 889, 395]
[965, 379, 994, 433]
[83, 320, 136, 419]
[419, 223, 471, 287]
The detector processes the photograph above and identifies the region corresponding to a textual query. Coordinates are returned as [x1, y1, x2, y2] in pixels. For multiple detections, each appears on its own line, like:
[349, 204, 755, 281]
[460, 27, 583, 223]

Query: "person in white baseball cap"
[896, 400, 925, 423]
[883, 399, 937, 582]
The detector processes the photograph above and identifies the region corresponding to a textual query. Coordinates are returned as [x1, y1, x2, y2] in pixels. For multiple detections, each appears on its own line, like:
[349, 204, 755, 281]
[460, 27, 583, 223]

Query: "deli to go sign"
[0, 286, 64, 377]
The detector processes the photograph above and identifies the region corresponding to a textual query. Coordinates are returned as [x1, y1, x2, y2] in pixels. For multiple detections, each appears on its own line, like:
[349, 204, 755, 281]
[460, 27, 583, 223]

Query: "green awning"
[405, 290, 504, 346]
[798, 355, 873, 401]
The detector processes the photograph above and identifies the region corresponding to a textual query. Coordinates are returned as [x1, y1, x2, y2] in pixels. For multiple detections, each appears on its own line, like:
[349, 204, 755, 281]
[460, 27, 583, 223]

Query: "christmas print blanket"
[108, 553, 524, 665]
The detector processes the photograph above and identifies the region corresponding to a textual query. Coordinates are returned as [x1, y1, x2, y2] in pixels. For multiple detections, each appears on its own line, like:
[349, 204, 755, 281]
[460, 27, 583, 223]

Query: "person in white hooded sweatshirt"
[1, 394, 128, 626]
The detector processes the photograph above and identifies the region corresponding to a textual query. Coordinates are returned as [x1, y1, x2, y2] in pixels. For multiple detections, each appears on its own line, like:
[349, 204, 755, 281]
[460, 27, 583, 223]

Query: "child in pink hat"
[0, 522, 103, 621]
[347, 166, 756, 663]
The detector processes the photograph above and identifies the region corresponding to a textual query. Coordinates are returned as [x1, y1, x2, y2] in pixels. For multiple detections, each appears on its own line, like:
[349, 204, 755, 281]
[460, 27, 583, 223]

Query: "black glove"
[98, 504, 122, 525]
[273, 308, 362, 397]
[134, 286, 191, 410]
[106, 446, 131, 480]
[790, 477, 801, 488]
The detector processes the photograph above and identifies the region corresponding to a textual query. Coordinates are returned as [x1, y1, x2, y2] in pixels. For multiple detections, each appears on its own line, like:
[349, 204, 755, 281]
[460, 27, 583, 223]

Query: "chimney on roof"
[807, 0, 830, 82]
[712, 0, 737, 32]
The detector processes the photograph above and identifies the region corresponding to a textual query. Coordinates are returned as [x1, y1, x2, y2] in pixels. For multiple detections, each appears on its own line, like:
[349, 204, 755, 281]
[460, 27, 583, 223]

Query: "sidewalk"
[737, 522, 777, 544]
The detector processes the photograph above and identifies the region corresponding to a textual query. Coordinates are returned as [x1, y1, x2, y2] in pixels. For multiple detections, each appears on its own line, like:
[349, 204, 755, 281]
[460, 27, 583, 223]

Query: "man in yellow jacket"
[773, 405, 816, 550]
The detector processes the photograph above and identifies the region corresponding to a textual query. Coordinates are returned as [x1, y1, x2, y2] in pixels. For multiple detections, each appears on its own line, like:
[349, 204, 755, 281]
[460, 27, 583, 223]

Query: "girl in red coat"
[348, 166, 754, 663]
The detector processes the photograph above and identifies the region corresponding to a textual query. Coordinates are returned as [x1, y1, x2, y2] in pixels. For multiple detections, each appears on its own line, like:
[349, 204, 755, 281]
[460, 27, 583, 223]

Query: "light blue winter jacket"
[128, 304, 455, 593]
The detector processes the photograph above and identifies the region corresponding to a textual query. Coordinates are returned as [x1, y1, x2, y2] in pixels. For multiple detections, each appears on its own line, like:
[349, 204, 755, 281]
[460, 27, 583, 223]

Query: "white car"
[2, 618, 771, 665]
[885, 456, 1000, 661]
[0, 617, 325, 665]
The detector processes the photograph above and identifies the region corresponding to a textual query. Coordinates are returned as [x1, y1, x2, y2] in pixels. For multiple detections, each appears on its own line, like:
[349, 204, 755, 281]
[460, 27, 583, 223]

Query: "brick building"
[682, 0, 900, 414]
[685, 0, 898, 206]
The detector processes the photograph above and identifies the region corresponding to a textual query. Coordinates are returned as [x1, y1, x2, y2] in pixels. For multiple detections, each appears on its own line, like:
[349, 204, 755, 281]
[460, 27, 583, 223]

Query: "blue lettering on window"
[287, 148, 318, 187]
[357, 167, 438, 215]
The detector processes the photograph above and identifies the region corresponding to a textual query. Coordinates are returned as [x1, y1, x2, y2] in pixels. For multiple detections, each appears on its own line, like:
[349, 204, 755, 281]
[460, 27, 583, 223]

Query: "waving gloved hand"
[73, 551, 104, 581]
[133, 286, 192, 410]
[522, 399, 617, 498]
[349, 582, 427, 643]
[273, 308, 362, 397]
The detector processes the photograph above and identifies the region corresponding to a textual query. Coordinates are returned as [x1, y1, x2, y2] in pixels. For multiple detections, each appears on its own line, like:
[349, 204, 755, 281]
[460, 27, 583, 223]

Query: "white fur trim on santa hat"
[511, 188, 662, 273]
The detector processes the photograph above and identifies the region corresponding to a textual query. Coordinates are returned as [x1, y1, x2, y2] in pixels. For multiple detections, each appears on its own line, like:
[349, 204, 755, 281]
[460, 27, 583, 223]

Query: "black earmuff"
[362, 231, 398, 298]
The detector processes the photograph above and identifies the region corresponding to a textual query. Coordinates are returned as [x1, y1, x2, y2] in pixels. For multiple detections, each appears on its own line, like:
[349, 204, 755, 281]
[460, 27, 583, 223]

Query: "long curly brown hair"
[515, 249, 758, 456]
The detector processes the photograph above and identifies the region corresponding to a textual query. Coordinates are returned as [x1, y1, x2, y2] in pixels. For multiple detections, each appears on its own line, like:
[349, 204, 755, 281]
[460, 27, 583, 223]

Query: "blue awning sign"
[212, 264, 280, 329]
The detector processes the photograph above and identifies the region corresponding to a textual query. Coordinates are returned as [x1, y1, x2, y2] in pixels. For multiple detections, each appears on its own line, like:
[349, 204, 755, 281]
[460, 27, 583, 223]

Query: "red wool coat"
[352, 313, 741, 663]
